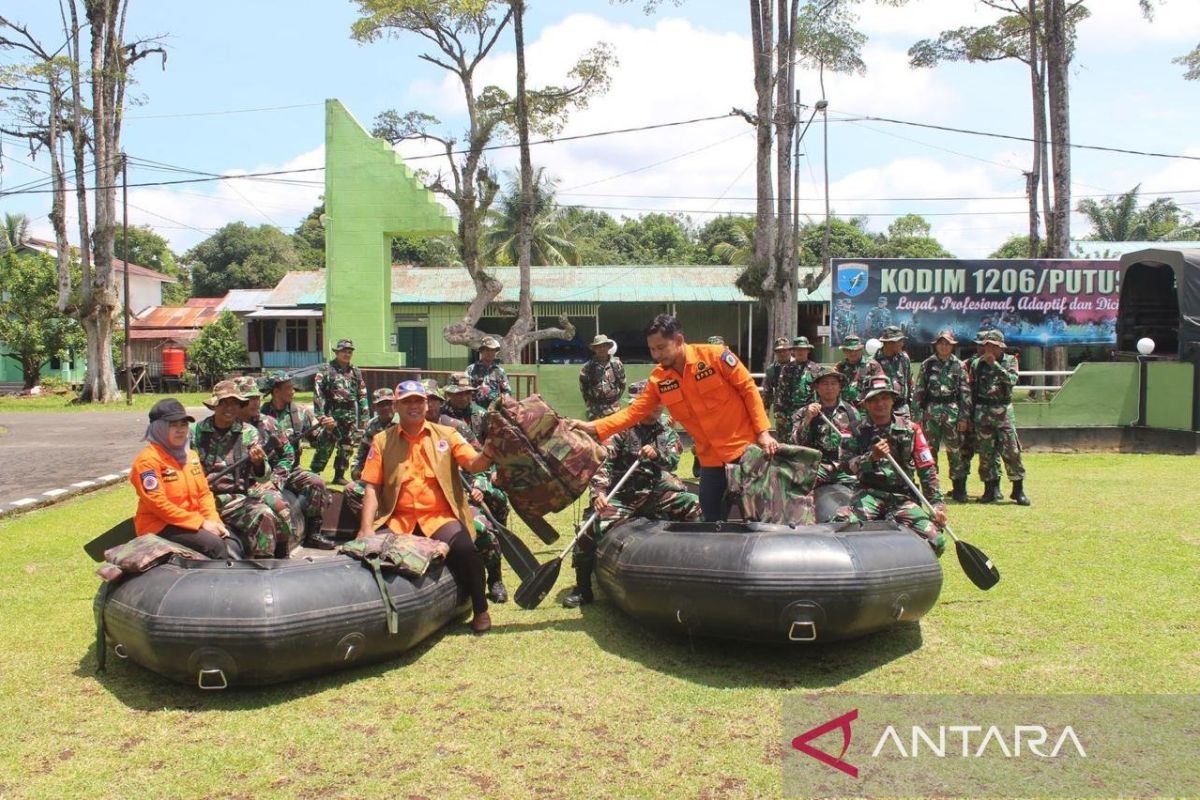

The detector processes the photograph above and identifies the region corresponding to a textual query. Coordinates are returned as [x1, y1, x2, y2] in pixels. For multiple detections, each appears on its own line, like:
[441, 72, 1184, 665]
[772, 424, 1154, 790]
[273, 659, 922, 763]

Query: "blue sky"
[2, 1, 1198, 258]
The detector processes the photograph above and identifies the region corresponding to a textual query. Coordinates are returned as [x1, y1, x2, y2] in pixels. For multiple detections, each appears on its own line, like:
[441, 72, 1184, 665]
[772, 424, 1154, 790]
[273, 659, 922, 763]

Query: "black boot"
[487, 566, 508, 603]
[977, 481, 1002, 503]
[331, 472, 347, 487]
[562, 565, 594, 608]
[950, 478, 969, 503]
[303, 531, 337, 550]
[1010, 480, 1030, 506]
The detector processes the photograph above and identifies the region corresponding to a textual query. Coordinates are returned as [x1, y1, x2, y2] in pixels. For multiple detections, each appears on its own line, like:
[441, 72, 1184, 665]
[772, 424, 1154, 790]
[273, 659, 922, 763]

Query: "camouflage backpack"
[483, 393, 606, 520]
[338, 533, 451, 634]
[97, 534, 210, 582]
[725, 444, 822, 525]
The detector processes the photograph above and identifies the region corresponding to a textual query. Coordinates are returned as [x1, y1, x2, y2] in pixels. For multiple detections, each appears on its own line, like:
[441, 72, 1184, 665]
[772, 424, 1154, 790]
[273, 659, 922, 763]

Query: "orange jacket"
[130, 443, 220, 535]
[595, 343, 770, 467]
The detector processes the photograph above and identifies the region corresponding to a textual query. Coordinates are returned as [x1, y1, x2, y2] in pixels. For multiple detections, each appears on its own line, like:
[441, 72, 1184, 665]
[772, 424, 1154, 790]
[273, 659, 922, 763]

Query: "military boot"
[487, 566, 508, 603]
[1010, 480, 1030, 506]
[304, 531, 337, 550]
[950, 478, 969, 503]
[331, 472, 347, 487]
[977, 481, 1002, 503]
[562, 565, 594, 608]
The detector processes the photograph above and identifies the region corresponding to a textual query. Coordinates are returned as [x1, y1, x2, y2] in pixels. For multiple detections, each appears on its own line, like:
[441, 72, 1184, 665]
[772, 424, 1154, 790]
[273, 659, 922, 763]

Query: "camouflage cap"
[589, 334, 616, 348]
[334, 338, 355, 351]
[261, 370, 292, 393]
[478, 335, 501, 350]
[204, 379, 246, 409]
[707, 335, 725, 345]
[878, 325, 906, 342]
[840, 334, 864, 351]
[371, 387, 395, 404]
[773, 336, 791, 351]
[975, 329, 1008, 348]
[443, 373, 473, 394]
[232, 376, 259, 397]
[862, 375, 900, 402]
[933, 328, 958, 345]
[812, 364, 847, 386]
[792, 336, 814, 349]
[420, 379, 445, 401]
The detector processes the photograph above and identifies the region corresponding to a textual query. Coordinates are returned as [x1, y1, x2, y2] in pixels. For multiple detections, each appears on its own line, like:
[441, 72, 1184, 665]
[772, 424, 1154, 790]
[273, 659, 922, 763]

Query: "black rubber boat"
[96, 554, 469, 688]
[594, 518, 942, 643]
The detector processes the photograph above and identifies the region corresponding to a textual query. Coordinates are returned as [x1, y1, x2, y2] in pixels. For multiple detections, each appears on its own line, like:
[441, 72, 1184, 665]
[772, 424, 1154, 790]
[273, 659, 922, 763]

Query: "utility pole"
[122, 153, 132, 405]
[821, 102, 831, 271]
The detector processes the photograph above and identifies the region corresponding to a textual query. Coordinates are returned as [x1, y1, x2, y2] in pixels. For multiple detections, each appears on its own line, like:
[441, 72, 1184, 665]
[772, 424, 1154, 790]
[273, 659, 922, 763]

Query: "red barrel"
[161, 347, 186, 377]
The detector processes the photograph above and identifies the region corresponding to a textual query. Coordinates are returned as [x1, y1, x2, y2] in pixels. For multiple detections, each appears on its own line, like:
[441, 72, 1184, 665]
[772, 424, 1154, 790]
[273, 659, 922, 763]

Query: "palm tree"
[1076, 185, 1200, 241]
[482, 169, 581, 266]
[0, 213, 31, 254]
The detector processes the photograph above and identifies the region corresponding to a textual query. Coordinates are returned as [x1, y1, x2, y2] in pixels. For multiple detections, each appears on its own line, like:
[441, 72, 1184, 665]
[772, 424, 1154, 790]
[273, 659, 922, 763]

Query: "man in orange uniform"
[356, 380, 496, 633]
[130, 398, 240, 559]
[573, 314, 779, 521]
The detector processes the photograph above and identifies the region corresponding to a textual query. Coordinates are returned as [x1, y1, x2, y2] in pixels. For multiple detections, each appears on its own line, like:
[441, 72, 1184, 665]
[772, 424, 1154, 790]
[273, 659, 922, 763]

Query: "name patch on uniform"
[658, 378, 680, 393]
[162, 468, 179, 483]
[695, 367, 716, 381]
[435, 439, 449, 452]
[140, 470, 159, 492]
[722, 350, 737, 368]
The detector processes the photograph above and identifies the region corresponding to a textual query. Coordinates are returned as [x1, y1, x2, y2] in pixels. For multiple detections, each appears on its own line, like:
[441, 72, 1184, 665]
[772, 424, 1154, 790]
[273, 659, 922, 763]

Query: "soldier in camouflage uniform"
[969, 330, 1030, 506]
[342, 387, 397, 521]
[764, 337, 792, 432]
[833, 375, 948, 556]
[310, 338, 369, 485]
[579, 333, 626, 420]
[191, 380, 289, 558]
[563, 380, 702, 608]
[231, 376, 305, 553]
[466, 335, 511, 407]
[707, 335, 725, 345]
[832, 298, 859, 342]
[790, 365, 860, 487]
[914, 330, 972, 503]
[443, 373, 488, 443]
[865, 296, 893, 339]
[775, 335, 821, 442]
[866, 325, 915, 417]
[836, 334, 872, 408]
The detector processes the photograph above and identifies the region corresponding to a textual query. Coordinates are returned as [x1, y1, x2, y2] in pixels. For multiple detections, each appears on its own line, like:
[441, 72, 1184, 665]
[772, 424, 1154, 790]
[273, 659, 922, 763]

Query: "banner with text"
[832, 259, 1120, 346]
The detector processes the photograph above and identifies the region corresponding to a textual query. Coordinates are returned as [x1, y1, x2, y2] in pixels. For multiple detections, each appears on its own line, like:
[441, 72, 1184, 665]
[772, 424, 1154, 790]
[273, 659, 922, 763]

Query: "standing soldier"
[776, 335, 821, 442]
[191, 380, 289, 558]
[443, 373, 489, 443]
[867, 326, 915, 417]
[833, 298, 859, 342]
[563, 380, 702, 608]
[311, 338, 369, 485]
[343, 388, 397, 519]
[466, 335, 511, 407]
[833, 375, 948, 556]
[764, 336, 792, 431]
[579, 333, 626, 420]
[790, 365, 861, 488]
[836, 335, 871, 408]
[865, 296, 893, 338]
[970, 330, 1030, 506]
[914, 330, 972, 503]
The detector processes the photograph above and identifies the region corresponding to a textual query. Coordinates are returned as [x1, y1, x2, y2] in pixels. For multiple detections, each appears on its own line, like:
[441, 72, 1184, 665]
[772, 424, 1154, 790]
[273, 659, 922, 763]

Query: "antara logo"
[791, 709, 859, 777]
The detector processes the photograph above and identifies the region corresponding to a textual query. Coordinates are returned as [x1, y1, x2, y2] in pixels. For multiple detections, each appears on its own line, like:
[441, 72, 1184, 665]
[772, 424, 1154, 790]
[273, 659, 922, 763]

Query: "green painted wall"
[1014, 362, 1140, 427]
[324, 99, 454, 366]
[1145, 361, 1194, 430]
[0, 353, 86, 385]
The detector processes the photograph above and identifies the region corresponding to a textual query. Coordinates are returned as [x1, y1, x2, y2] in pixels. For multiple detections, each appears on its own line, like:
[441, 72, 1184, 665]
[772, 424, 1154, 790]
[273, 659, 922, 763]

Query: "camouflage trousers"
[919, 410, 968, 481]
[470, 509, 502, 580]
[975, 417, 1026, 482]
[585, 402, 620, 421]
[216, 489, 291, 558]
[310, 409, 361, 474]
[341, 480, 367, 519]
[282, 469, 332, 525]
[813, 461, 855, 488]
[572, 481, 702, 567]
[832, 489, 945, 555]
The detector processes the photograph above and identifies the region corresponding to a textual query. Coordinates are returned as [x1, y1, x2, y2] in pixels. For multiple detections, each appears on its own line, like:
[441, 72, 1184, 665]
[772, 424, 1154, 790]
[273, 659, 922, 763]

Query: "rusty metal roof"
[22, 238, 177, 283]
[133, 303, 222, 329]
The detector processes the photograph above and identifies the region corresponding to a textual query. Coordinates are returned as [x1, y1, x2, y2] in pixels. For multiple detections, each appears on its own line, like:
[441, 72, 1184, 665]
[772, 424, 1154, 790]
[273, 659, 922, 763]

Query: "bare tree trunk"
[1025, 0, 1042, 257]
[771, 0, 799, 358]
[1044, 0, 1071, 259]
[749, 0, 778, 367]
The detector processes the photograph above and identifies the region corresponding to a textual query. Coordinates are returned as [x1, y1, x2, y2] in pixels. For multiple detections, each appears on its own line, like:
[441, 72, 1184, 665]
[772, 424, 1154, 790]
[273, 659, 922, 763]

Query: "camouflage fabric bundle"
[483, 394, 606, 517]
[338, 533, 450, 578]
[98, 534, 209, 581]
[725, 444, 822, 525]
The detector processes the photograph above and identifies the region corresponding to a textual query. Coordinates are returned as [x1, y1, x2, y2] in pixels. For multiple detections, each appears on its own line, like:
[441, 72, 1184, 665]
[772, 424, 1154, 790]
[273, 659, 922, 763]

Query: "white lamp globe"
[1136, 337, 1155, 356]
[865, 338, 882, 357]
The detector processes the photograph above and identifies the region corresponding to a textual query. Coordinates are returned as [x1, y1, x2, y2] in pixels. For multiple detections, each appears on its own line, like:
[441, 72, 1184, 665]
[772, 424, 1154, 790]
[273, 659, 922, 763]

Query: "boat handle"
[788, 621, 818, 642]
[343, 644, 356, 661]
[113, 643, 128, 659]
[197, 668, 228, 690]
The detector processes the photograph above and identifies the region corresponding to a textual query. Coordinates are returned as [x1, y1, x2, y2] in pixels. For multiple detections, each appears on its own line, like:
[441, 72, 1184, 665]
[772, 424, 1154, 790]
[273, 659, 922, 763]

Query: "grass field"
[0, 453, 1196, 799]
[0, 391, 315, 414]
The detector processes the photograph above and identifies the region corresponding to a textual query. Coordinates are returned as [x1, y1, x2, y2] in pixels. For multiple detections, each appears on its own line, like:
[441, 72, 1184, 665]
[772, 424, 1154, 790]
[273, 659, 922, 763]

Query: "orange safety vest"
[130, 443, 220, 535]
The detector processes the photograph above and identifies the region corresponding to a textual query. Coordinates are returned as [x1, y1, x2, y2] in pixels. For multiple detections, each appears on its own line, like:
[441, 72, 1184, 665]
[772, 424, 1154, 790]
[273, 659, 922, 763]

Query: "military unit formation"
[126, 312, 1023, 635]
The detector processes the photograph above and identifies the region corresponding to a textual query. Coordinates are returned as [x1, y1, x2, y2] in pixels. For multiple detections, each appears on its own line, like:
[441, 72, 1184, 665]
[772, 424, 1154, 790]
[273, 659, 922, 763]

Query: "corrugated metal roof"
[133, 304, 221, 329]
[129, 328, 201, 341]
[220, 288, 273, 313]
[270, 265, 831, 306]
[22, 238, 177, 282]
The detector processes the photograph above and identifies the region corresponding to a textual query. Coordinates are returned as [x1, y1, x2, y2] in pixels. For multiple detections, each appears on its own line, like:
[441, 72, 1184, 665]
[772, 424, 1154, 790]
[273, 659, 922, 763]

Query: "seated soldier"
[790, 365, 860, 488]
[356, 380, 496, 633]
[442, 373, 488, 443]
[131, 398, 240, 560]
[832, 376, 948, 556]
[231, 375, 302, 553]
[343, 388, 397, 518]
[564, 380, 702, 608]
[423, 379, 510, 604]
[191, 380, 289, 559]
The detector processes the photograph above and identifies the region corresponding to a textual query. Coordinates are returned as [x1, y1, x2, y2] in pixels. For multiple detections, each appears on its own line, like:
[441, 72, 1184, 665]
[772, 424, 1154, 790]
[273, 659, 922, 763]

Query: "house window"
[285, 319, 309, 352]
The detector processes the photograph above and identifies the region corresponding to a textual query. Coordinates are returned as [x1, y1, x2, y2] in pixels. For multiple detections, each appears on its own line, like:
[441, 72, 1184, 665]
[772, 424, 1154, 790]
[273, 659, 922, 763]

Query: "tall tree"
[0, 250, 85, 388]
[0, 212, 30, 252]
[184, 222, 302, 297]
[875, 214, 954, 258]
[482, 169, 581, 266]
[1076, 185, 1200, 242]
[1176, 43, 1200, 80]
[112, 223, 188, 304]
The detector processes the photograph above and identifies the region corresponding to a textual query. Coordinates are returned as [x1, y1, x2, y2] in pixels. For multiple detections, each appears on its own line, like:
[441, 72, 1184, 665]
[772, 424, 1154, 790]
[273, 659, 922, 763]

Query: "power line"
[125, 102, 323, 120]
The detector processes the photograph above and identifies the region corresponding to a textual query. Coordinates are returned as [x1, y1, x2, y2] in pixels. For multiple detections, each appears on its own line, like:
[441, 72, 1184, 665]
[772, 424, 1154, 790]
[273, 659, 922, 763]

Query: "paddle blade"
[495, 525, 540, 583]
[955, 538, 1000, 591]
[513, 557, 563, 609]
[516, 510, 561, 544]
[83, 518, 136, 562]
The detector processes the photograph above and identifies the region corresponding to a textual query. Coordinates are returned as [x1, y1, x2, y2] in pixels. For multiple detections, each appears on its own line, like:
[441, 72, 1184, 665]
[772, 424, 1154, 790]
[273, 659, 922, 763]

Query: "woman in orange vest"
[130, 398, 240, 559]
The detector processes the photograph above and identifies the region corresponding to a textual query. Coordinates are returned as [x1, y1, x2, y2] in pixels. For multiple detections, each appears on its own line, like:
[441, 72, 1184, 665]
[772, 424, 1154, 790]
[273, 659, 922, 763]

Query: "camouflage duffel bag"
[97, 534, 209, 582]
[725, 444, 822, 525]
[338, 532, 449, 579]
[483, 394, 606, 518]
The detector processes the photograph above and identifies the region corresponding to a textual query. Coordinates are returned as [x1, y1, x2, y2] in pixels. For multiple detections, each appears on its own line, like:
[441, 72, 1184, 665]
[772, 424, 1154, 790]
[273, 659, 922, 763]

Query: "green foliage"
[1076, 184, 1200, 242]
[990, 234, 1039, 258]
[36, 375, 71, 393]
[698, 216, 755, 265]
[184, 222, 303, 297]
[614, 213, 697, 264]
[186, 310, 247, 388]
[482, 169, 581, 266]
[558, 207, 631, 264]
[1176, 43, 1200, 80]
[0, 250, 85, 389]
[793, 1, 868, 75]
[112, 224, 189, 305]
[293, 204, 326, 269]
[0, 212, 31, 254]
[875, 214, 954, 258]
[392, 233, 462, 267]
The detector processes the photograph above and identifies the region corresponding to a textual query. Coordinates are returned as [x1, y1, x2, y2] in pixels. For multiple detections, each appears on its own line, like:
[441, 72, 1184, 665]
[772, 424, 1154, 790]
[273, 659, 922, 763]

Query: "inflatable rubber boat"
[96, 553, 469, 689]
[594, 517, 943, 643]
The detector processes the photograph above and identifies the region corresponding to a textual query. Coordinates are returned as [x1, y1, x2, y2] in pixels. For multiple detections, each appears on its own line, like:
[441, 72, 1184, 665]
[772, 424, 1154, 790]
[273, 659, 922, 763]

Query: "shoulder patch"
[722, 350, 737, 368]
[139, 469, 159, 492]
[435, 439, 450, 452]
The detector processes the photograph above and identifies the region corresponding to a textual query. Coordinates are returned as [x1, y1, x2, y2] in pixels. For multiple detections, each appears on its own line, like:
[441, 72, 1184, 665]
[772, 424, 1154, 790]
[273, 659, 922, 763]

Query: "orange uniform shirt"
[361, 424, 479, 536]
[594, 343, 770, 467]
[130, 443, 220, 535]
